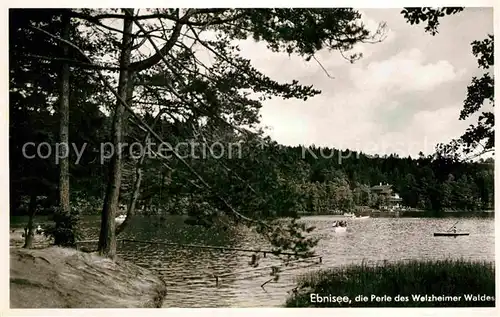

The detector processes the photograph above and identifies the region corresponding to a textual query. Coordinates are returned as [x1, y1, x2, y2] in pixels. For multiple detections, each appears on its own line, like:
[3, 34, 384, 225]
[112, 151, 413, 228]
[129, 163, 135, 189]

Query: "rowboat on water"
[353, 215, 370, 220]
[434, 221, 468, 237]
[333, 226, 347, 233]
[332, 220, 347, 233]
[433, 232, 469, 237]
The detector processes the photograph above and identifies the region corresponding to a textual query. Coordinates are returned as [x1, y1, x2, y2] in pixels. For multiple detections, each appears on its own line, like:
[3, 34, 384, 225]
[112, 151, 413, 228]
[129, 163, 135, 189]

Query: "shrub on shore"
[285, 259, 495, 307]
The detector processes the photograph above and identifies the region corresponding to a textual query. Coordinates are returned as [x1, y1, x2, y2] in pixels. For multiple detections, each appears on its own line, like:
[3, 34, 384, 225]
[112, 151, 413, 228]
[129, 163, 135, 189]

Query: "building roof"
[389, 196, 403, 202]
[371, 184, 393, 191]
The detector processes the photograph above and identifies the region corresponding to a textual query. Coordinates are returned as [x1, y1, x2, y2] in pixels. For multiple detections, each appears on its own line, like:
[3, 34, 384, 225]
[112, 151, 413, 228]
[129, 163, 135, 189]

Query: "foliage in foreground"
[286, 259, 495, 307]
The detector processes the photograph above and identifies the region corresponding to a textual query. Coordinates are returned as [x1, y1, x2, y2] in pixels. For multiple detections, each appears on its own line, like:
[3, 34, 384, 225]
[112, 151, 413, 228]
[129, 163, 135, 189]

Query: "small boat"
[332, 220, 347, 233]
[333, 226, 347, 233]
[434, 232, 469, 237]
[434, 222, 468, 237]
[343, 212, 354, 217]
[115, 214, 126, 224]
[353, 215, 370, 220]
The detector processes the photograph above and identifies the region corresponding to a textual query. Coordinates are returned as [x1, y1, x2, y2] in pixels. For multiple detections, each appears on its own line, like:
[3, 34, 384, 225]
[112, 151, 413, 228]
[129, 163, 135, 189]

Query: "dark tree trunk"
[23, 194, 37, 249]
[54, 12, 72, 246]
[116, 161, 143, 235]
[159, 171, 163, 204]
[98, 9, 133, 259]
[116, 109, 164, 235]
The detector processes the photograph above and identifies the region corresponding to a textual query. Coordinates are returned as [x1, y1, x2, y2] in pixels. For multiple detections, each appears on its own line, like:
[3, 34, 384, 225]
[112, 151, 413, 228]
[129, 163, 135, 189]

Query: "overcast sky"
[233, 7, 493, 157]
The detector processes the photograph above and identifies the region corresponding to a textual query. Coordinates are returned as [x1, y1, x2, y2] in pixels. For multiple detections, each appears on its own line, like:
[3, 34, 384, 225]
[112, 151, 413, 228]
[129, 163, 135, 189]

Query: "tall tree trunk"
[159, 171, 164, 204]
[23, 194, 37, 249]
[116, 109, 164, 235]
[98, 9, 134, 259]
[54, 12, 71, 246]
[116, 158, 143, 235]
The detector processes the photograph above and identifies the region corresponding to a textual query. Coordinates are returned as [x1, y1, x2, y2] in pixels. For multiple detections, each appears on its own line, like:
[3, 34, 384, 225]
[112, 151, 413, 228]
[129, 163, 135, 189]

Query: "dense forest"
[11, 98, 495, 219]
[9, 8, 494, 257]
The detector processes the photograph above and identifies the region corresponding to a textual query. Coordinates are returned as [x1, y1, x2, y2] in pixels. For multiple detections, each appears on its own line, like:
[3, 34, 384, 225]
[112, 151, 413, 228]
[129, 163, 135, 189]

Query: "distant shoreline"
[10, 209, 495, 225]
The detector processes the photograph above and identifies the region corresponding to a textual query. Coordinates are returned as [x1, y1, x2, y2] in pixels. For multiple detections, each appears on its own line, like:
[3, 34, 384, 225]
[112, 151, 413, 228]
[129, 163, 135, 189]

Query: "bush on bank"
[285, 259, 495, 307]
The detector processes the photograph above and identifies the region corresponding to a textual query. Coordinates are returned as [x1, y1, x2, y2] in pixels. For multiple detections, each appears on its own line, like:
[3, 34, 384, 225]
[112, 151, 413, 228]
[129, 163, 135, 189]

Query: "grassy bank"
[285, 259, 495, 307]
[10, 247, 167, 308]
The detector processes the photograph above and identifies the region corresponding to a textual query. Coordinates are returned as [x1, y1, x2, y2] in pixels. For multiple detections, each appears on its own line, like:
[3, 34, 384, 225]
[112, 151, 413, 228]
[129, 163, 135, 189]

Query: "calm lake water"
[12, 214, 495, 307]
[75, 215, 494, 307]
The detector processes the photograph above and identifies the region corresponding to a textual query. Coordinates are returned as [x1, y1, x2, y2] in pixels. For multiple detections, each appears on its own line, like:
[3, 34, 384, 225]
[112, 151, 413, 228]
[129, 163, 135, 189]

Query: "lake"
[12, 214, 495, 307]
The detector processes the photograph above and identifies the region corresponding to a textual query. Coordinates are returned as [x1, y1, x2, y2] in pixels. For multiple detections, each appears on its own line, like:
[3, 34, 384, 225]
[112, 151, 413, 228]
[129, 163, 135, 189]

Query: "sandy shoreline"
[10, 246, 167, 308]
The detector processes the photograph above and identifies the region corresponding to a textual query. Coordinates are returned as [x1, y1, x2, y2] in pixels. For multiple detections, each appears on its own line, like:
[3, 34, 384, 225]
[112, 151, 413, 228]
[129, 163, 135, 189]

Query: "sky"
[231, 8, 494, 157]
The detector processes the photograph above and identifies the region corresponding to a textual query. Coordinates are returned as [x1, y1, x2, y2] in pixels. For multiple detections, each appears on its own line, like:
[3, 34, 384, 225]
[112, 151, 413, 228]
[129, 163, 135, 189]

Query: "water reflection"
[78, 215, 494, 307]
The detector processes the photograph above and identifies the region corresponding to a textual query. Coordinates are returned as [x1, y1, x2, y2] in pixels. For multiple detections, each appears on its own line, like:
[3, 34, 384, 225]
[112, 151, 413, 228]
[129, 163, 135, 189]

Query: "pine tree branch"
[72, 9, 243, 26]
[128, 11, 255, 137]
[23, 53, 121, 71]
[127, 9, 196, 72]
[30, 24, 263, 226]
[312, 55, 335, 79]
